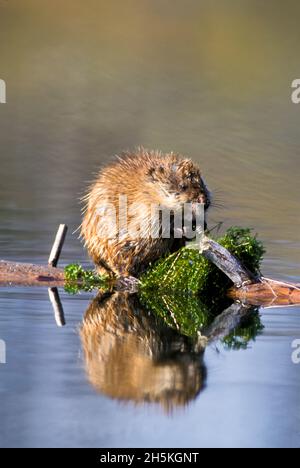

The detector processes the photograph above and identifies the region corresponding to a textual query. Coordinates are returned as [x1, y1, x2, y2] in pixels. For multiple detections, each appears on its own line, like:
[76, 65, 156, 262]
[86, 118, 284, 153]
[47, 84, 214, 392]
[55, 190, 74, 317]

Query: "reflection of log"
[204, 302, 254, 343]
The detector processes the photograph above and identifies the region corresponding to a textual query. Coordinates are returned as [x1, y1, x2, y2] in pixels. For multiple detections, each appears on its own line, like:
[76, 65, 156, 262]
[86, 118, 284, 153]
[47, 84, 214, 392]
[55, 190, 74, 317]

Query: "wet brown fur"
[81, 148, 210, 276]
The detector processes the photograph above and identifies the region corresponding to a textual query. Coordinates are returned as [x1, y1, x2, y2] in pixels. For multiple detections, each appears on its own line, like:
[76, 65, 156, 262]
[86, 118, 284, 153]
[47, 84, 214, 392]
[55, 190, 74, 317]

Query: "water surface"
[0, 0, 300, 448]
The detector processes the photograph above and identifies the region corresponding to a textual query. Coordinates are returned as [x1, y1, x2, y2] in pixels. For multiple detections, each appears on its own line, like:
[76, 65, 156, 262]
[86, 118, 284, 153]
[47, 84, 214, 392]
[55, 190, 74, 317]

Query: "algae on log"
[140, 227, 300, 306]
[140, 228, 264, 295]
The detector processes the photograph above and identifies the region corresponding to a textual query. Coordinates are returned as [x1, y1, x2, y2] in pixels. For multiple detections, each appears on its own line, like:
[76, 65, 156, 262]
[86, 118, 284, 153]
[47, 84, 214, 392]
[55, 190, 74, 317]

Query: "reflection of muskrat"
[81, 148, 210, 276]
[80, 292, 206, 411]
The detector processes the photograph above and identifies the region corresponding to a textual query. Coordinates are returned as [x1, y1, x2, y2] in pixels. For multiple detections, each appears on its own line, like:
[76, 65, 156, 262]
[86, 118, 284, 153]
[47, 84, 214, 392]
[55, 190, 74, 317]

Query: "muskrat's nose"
[198, 193, 210, 208]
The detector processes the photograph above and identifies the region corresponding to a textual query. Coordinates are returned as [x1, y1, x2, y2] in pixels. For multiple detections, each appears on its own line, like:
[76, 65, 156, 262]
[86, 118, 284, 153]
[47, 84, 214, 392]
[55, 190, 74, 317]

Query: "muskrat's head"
[148, 156, 211, 211]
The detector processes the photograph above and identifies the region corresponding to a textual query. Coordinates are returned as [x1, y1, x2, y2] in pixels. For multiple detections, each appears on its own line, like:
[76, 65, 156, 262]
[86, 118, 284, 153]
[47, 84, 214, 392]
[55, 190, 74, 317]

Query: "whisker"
[206, 221, 224, 235]
[211, 194, 224, 200]
[211, 201, 222, 205]
[211, 192, 224, 199]
[210, 202, 225, 208]
[210, 188, 225, 195]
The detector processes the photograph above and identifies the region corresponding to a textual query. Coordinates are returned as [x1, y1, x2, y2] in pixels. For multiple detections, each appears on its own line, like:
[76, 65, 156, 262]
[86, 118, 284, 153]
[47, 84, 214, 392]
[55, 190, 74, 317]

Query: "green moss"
[65, 227, 264, 295]
[138, 227, 265, 344]
[64, 228, 265, 347]
[64, 263, 109, 293]
[140, 227, 265, 296]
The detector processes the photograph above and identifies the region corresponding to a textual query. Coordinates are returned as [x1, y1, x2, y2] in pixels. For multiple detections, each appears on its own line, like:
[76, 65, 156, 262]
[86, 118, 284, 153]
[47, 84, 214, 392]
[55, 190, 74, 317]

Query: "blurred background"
[0, 0, 300, 275]
[0, 0, 300, 448]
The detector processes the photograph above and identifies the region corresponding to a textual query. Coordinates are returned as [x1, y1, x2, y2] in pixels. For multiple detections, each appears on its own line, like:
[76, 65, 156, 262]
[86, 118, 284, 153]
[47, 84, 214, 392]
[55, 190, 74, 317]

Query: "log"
[0, 258, 299, 306]
[0, 260, 139, 292]
[228, 277, 300, 306]
[199, 234, 300, 306]
[198, 235, 256, 287]
[0, 260, 65, 286]
[0, 225, 69, 286]
[0, 229, 299, 305]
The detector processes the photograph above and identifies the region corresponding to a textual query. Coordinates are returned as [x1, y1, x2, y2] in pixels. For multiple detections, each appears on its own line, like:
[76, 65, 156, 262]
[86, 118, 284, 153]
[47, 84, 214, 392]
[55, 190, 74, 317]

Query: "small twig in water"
[48, 224, 68, 267]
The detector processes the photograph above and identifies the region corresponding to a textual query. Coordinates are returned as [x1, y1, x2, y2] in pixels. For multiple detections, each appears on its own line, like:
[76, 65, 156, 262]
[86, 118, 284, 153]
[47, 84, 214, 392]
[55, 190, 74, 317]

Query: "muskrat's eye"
[179, 184, 188, 191]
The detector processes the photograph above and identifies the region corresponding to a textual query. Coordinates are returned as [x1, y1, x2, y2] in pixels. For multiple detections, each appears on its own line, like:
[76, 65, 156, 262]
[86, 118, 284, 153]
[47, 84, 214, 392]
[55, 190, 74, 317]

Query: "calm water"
[0, 0, 300, 448]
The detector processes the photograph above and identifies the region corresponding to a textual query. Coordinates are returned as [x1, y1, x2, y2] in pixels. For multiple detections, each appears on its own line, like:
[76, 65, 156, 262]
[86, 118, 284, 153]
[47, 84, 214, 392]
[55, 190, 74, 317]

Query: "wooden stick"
[48, 287, 66, 326]
[48, 224, 68, 267]
[198, 234, 255, 287]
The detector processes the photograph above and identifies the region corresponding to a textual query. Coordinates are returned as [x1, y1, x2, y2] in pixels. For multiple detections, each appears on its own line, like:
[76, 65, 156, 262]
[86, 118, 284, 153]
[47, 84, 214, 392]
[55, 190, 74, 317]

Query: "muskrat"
[81, 148, 210, 277]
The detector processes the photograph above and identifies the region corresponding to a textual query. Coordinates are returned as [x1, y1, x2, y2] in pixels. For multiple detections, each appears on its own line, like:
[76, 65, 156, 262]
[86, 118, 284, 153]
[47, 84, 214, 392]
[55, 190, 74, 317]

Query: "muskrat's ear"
[147, 167, 156, 180]
[177, 159, 201, 178]
[147, 165, 165, 181]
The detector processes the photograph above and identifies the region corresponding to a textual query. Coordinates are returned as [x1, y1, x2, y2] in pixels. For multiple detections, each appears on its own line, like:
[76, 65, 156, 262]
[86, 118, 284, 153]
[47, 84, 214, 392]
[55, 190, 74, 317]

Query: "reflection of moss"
[140, 227, 265, 296]
[222, 310, 264, 350]
[140, 291, 264, 347]
[139, 291, 212, 338]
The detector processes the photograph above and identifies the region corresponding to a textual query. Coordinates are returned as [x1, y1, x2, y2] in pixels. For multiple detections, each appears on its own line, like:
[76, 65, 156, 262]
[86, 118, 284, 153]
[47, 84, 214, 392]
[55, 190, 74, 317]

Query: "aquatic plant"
[64, 227, 264, 297]
[140, 227, 265, 296]
[64, 263, 109, 293]
[64, 228, 265, 346]
[222, 310, 264, 350]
